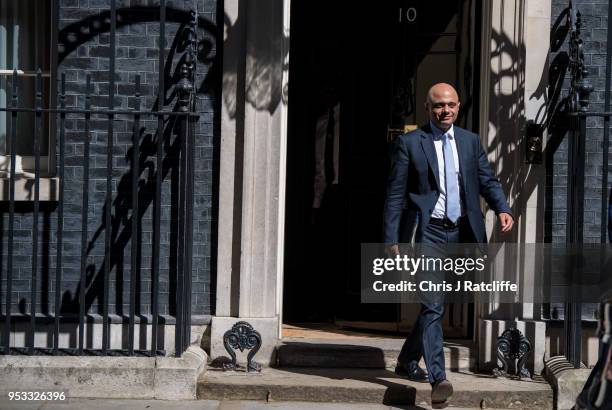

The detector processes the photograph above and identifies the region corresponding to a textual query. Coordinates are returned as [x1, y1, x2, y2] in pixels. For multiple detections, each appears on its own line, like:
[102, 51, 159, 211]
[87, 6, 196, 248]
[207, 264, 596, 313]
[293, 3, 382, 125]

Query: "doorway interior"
[283, 0, 481, 337]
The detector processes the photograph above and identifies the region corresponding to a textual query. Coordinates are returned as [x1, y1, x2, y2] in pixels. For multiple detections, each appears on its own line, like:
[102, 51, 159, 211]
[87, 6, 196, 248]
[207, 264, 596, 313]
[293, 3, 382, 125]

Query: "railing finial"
[568, 3, 593, 113]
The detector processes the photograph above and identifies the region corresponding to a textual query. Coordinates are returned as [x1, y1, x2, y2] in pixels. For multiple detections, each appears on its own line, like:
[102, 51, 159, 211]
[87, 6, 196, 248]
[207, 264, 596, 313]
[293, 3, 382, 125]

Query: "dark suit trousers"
[397, 219, 476, 384]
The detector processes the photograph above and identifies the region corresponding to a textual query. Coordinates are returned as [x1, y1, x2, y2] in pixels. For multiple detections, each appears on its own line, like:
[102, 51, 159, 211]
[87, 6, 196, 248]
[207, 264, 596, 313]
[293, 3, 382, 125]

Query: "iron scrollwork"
[568, 4, 593, 113]
[222, 321, 262, 372]
[176, 10, 197, 112]
[493, 327, 532, 379]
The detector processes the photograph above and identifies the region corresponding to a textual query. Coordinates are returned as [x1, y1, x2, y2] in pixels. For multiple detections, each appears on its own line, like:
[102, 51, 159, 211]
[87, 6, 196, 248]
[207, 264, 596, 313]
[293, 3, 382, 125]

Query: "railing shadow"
[0, 5, 220, 353]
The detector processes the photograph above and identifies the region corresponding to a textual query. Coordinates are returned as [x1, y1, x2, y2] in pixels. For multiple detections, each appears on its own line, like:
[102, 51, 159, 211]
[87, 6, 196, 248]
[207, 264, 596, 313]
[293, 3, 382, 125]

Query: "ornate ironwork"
[493, 327, 532, 378]
[526, 121, 543, 164]
[564, 2, 593, 369]
[568, 4, 593, 113]
[222, 321, 262, 372]
[176, 10, 197, 113]
[0, 2, 209, 357]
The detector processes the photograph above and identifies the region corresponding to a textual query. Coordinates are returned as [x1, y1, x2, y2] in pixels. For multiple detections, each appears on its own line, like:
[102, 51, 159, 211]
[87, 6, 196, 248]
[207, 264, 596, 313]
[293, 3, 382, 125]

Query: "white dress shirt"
[429, 122, 463, 219]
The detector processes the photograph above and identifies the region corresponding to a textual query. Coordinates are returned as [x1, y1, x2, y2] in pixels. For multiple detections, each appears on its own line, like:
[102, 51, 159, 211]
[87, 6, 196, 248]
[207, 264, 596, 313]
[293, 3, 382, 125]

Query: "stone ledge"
[544, 356, 591, 410]
[0, 175, 59, 201]
[0, 345, 207, 400]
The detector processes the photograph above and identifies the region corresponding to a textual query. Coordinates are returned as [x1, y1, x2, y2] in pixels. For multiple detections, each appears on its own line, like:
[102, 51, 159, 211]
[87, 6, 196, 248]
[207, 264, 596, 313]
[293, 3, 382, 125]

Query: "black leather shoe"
[394, 362, 429, 382]
[431, 379, 454, 408]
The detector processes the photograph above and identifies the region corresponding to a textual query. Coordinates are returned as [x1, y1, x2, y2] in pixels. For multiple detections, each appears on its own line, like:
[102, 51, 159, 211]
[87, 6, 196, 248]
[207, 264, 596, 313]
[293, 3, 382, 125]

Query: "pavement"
[0, 398, 511, 410]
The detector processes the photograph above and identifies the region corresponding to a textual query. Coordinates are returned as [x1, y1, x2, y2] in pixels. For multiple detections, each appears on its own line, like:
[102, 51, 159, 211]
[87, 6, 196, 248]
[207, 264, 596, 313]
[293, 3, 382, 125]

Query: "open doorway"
[283, 0, 481, 335]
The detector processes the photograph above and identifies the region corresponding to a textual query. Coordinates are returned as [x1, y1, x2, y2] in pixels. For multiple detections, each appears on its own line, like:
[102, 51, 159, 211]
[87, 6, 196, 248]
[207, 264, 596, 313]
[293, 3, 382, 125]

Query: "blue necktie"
[443, 133, 460, 222]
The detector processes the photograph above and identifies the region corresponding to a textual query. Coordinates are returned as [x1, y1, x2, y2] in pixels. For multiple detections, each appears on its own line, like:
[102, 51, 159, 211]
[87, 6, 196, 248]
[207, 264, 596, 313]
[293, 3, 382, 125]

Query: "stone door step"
[197, 367, 553, 409]
[277, 338, 476, 371]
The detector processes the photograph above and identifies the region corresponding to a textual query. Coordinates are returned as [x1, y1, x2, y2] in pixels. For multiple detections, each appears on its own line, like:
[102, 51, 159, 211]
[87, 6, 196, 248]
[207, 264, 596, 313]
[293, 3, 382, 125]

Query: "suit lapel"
[420, 125, 441, 191]
[453, 127, 468, 193]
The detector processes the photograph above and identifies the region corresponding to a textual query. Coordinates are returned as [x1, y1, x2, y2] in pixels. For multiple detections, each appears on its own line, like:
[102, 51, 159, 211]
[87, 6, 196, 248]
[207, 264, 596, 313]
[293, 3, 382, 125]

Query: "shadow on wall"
[0, 5, 226, 339]
[483, 5, 586, 330]
[58, 8, 210, 324]
[53, 7, 218, 321]
[0, 2, 297, 343]
[486, 25, 527, 245]
[478, 5, 574, 333]
[540, 6, 572, 244]
[57, 3, 288, 117]
[221, 0, 288, 119]
[485, 5, 572, 245]
[57, 7, 219, 96]
[53, 2, 289, 320]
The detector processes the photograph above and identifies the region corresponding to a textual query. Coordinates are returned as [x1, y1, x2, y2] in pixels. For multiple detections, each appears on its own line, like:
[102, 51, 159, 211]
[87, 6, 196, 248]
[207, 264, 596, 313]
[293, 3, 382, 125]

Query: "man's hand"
[498, 212, 514, 233]
[387, 244, 400, 257]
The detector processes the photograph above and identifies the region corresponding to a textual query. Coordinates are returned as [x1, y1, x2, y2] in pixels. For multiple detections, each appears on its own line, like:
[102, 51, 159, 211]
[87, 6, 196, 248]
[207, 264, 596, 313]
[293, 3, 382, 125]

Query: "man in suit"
[383, 83, 513, 407]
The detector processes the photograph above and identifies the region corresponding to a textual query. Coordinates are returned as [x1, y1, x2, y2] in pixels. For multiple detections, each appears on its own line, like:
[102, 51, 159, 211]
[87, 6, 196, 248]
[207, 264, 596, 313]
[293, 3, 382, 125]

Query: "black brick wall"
[0, 0, 219, 321]
[547, 0, 610, 321]
[549, 0, 611, 244]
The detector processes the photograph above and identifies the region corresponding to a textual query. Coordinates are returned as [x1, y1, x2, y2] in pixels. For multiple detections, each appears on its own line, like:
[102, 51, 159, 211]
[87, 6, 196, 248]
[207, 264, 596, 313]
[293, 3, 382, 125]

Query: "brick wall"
[0, 0, 219, 322]
[549, 0, 611, 244]
[547, 0, 610, 320]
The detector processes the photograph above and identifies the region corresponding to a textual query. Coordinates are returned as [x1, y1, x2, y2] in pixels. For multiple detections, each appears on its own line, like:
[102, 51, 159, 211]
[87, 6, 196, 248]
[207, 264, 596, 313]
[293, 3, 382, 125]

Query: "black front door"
[284, 0, 480, 327]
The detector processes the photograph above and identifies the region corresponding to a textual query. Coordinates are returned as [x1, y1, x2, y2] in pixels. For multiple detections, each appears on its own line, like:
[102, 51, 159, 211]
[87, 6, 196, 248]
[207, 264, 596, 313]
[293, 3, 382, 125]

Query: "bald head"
[425, 83, 460, 131]
[426, 83, 459, 105]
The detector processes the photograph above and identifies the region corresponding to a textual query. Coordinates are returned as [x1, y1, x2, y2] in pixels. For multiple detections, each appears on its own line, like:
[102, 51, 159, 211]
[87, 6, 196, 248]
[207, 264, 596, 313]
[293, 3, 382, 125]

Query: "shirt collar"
[430, 121, 454, 140]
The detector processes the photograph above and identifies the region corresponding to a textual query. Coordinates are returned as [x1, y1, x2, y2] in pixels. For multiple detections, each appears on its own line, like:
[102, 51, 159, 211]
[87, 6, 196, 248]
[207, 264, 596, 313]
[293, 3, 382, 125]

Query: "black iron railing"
[0, 0, 197, 357]
[564, 1, 612, 368]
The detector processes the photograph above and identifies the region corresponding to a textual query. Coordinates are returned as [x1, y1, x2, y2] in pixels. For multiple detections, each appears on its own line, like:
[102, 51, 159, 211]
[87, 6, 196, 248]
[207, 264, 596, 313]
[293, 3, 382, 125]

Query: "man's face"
[425, 86, 460, 131]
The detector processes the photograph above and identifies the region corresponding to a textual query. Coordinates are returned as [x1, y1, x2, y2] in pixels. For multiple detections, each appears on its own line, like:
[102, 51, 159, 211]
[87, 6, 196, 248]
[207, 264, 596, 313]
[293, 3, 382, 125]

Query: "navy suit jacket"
[383, 123, 512, 244]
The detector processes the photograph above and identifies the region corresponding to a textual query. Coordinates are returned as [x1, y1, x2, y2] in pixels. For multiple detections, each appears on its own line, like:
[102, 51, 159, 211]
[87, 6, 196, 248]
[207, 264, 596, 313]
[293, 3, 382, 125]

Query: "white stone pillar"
[214, 0, 243, 320]
[476, 0, 550, 376]
[211, 0, 290, 366]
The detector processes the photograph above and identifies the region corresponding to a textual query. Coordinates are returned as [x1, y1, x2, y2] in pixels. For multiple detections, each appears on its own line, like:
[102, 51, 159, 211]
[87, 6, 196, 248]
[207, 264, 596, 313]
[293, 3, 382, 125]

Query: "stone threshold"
[198, 367, 553, 409]
[276, 337, 476, 371]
